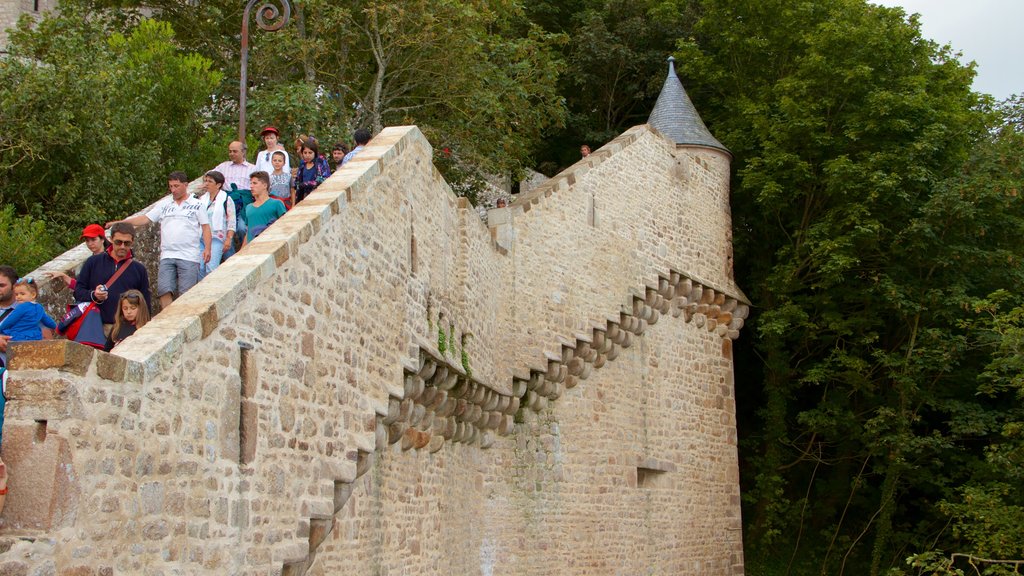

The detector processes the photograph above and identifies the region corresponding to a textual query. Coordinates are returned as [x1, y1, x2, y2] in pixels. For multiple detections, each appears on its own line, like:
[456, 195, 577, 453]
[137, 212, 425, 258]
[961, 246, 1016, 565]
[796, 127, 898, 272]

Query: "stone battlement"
[0, 124, 746, 575]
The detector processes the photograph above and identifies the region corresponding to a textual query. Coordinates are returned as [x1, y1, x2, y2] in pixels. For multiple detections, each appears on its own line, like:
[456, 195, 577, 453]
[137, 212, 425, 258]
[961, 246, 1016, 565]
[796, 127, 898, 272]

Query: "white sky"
[871, 0, 1023, 100]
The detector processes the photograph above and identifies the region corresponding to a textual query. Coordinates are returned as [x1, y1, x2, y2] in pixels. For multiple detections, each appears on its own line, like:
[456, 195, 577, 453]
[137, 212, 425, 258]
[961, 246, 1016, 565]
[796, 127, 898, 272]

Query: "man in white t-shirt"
[112, 171, 212, 309]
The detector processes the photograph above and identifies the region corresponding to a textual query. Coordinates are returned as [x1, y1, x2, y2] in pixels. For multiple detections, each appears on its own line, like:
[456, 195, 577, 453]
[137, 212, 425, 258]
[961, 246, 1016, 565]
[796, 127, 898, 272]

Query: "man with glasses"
[74, 222, 152, 335]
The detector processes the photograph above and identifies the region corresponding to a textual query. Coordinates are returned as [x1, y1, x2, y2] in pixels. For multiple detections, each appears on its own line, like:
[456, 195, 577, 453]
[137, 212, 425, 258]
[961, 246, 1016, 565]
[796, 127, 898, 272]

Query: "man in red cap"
[254, 126, 290, 175]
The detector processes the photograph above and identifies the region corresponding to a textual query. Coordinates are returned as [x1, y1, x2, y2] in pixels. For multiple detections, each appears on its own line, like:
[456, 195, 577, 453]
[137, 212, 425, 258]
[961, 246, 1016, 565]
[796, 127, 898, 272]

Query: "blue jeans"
[200, 237, 226, 279]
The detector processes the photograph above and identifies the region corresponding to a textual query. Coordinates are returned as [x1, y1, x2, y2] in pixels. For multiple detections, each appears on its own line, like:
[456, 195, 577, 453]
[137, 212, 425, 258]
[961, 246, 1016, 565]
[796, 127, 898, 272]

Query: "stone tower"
[649, 55, 736, 281]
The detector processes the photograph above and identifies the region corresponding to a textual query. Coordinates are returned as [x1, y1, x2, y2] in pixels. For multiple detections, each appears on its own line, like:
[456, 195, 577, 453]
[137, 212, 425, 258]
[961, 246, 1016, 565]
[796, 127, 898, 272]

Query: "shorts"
[158, 258, 200, 297]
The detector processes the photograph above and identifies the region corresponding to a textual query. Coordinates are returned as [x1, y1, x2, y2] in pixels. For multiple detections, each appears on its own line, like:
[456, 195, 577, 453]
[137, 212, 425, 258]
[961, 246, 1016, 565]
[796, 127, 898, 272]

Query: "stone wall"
[0, 124, 747, 575]
[0, 0, 20, 50]
[0, 0, 55, 51]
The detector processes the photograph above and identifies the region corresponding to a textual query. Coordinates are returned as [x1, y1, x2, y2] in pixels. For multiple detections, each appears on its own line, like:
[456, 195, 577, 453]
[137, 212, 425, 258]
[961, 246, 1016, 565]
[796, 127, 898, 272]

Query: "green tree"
[674, 0, 1024, 574]
[0, 206, 59, 273]
[904, 98, 1024, 576]
[525, 0, 695, 172]
[334, 0, 567, 177]
[85, 0, 567, 188]
[0, 7, 221, 249]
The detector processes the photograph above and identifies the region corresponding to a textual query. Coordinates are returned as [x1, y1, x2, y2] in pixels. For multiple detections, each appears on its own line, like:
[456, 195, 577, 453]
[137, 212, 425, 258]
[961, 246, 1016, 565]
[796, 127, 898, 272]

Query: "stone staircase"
[279, 267, 748, 574]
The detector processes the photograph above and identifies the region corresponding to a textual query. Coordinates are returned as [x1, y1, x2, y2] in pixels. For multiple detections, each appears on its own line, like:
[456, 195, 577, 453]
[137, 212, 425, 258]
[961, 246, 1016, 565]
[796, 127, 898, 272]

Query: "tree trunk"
[294, 4, 316, 83]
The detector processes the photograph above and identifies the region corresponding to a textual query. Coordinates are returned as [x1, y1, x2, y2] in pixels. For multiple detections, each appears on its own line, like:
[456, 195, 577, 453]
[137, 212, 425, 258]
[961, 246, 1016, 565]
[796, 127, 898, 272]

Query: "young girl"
[104, 289, 150, 351]
[268, 151, 295, 210]
[0, 278, 56, 343]
[294, 138, 331, 204]
[242, 171, 287, 247]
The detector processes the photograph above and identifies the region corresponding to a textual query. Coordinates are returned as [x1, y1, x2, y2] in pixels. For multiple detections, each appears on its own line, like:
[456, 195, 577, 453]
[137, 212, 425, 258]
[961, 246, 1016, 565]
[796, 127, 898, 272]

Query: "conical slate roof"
[648, 57, 730, 155]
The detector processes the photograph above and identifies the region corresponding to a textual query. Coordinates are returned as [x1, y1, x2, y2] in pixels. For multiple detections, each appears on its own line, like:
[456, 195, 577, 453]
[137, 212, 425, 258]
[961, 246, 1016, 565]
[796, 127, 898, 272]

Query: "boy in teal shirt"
[242, 171, 287, 247]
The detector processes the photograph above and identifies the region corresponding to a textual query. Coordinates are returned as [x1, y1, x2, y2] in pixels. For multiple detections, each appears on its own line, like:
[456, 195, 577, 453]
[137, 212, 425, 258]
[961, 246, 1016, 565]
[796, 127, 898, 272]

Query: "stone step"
[271, 538, 310, 565]
[300, 497, 335, 521]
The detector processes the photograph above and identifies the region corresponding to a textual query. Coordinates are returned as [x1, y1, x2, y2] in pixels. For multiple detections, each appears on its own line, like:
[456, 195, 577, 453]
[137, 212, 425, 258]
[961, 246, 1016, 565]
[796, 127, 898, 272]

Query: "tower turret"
[648, 57, 730, 156]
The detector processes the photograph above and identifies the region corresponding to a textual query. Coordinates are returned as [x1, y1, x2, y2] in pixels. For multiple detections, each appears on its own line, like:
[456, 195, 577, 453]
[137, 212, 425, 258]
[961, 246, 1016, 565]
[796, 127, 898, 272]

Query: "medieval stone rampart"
[0, 124, 747, 575]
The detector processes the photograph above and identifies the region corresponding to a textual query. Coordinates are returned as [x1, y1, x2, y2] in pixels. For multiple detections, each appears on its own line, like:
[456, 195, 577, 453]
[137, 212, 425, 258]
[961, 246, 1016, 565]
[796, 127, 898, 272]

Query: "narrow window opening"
[34, 420, 47, 443]
[410, 232, 418, 275]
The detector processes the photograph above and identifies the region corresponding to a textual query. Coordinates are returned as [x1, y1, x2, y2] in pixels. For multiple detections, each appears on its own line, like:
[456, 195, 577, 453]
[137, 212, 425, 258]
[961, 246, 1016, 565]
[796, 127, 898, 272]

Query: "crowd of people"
[0, 128, 371, 375]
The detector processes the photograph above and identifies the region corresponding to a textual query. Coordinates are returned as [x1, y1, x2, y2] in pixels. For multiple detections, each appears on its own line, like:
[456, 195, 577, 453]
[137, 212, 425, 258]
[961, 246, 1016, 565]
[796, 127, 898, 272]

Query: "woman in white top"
[254, 126, 290, 175]
[198, 170, 236, 279]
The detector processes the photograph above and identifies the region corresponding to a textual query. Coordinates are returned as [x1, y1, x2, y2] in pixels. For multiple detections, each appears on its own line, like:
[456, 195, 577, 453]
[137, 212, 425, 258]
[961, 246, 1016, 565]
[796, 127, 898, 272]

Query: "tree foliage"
[672, 0, 1024, 573]
[0, 7, 221, 254]
[526, 0, 695, 171]
[85, 0, 567, 182]
[0, 206, 58, 274]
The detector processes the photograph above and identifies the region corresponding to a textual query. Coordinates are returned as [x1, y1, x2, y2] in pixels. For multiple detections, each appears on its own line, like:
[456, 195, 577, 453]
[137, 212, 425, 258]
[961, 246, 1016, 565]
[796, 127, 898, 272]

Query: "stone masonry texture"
[0, 0, 56, 51]
[0, 124, 747, 575]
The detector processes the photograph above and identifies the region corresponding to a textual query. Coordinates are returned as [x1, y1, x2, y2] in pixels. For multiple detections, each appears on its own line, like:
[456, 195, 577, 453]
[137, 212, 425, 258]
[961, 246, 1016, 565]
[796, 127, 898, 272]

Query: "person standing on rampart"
[0, 279, 56, 343]
[268, 151, 294, 210]
[214, 141, 256, 251]
[329, 143, 348, 171]
[73, 223, 152, 334]
[110, 172, 211, 310]
[43, 224, 110, 290]
[295, 139, 331, 204]
[197, 170, 236, 278]
[214, 141, 257, 192]
[253, 126, 290, 175]
[0, 266, 17, 445]
[340, 129, 370, 166]
[241, 171, 287, 248]
[0, 266, 19, 367]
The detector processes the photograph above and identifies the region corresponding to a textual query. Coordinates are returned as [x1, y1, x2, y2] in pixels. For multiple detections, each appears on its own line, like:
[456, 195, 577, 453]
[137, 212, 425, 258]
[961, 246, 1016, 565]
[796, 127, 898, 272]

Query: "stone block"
[4, 374, 83, 421]
[7, 341, 94, 376]
[0, 425, 79, 531]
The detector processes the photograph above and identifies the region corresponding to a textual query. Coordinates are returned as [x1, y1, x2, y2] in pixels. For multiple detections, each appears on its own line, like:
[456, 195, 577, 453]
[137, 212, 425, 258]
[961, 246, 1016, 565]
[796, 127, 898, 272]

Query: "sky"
[870, 0, 1023, 100]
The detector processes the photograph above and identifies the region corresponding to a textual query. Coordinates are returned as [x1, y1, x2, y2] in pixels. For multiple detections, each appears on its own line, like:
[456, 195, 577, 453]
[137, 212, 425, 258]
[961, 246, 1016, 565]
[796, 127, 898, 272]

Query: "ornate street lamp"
[239, 0, 291, 143]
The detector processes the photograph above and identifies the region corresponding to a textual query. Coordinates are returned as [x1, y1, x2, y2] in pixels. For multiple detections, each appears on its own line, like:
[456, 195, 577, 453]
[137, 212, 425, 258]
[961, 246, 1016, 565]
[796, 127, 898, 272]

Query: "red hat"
[81, 224, 105, 239]
[260, 126, 280, 136]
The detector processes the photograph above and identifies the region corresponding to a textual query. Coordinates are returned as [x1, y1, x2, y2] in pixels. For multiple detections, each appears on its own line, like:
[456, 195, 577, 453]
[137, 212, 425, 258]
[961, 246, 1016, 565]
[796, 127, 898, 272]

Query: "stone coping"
[115, 126, 419, 382]
[511, 124, 649, 210]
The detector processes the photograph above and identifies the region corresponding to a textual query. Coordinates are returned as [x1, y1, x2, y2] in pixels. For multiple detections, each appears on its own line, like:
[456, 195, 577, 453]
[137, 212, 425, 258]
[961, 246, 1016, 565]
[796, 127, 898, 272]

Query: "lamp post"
[239, 0, 291, 143]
